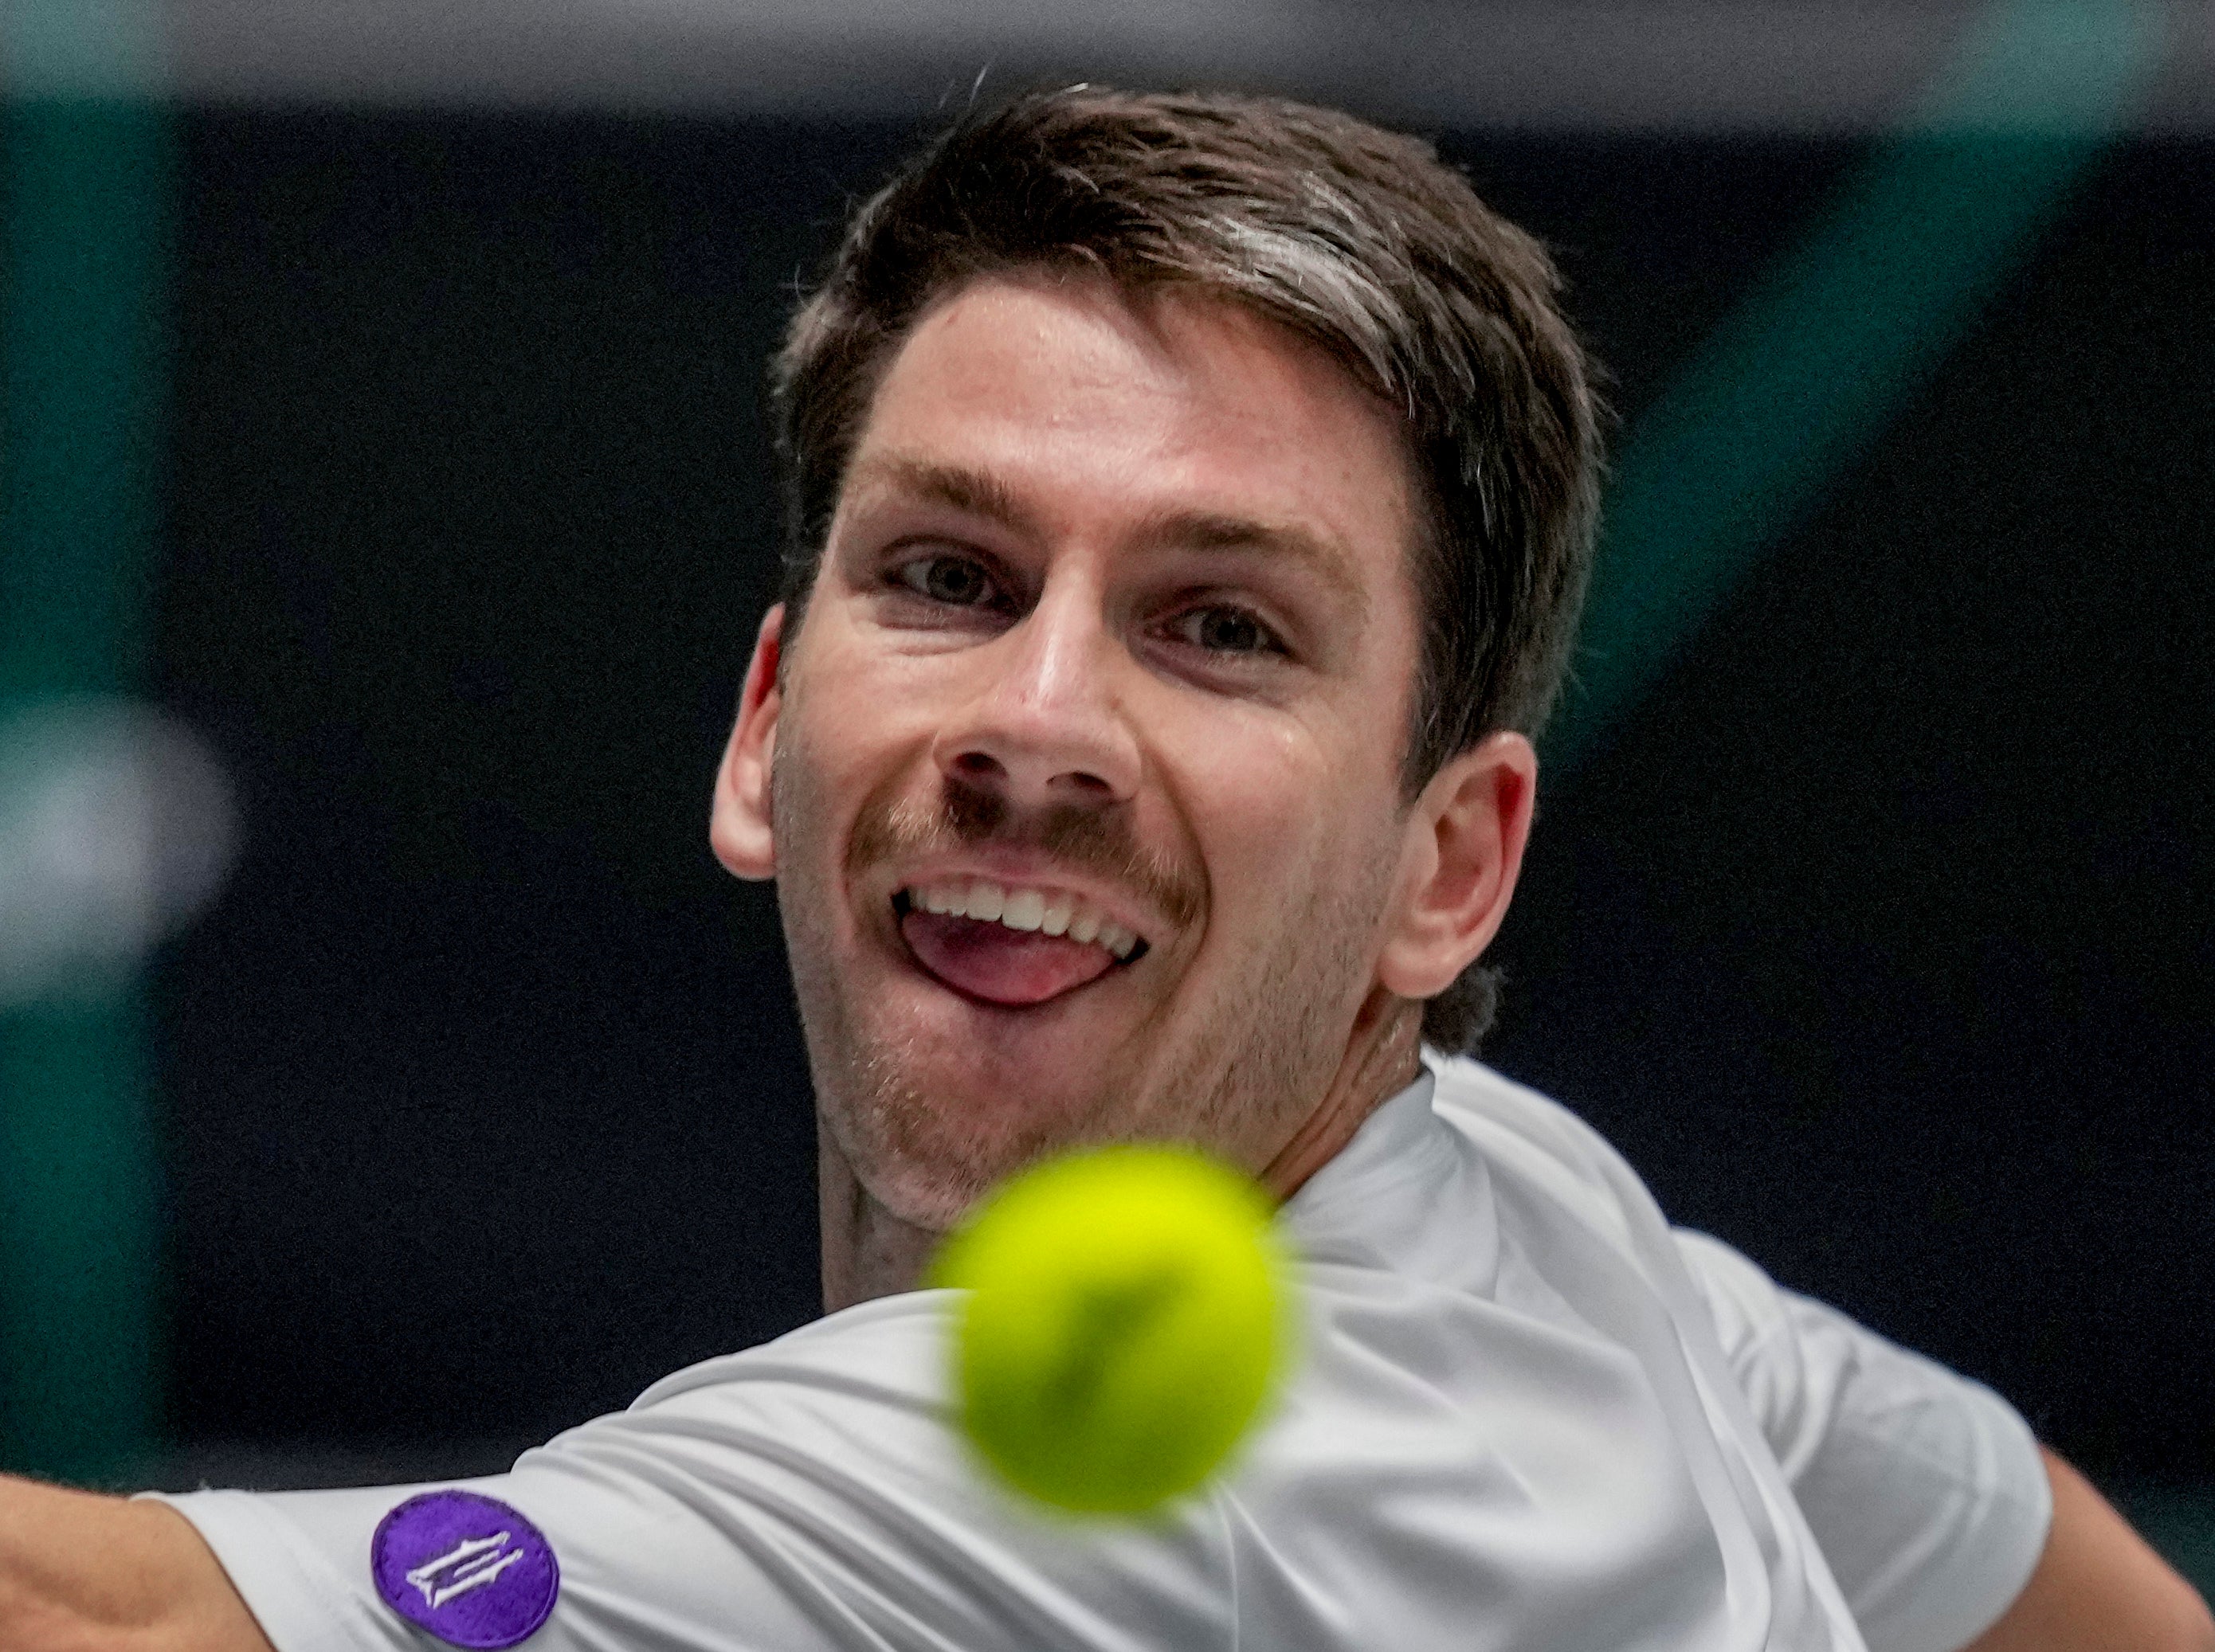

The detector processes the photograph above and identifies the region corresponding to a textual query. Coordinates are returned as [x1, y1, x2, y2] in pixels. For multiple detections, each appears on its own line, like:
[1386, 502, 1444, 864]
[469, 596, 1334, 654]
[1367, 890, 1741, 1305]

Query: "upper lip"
[884, 851, 1168, 951]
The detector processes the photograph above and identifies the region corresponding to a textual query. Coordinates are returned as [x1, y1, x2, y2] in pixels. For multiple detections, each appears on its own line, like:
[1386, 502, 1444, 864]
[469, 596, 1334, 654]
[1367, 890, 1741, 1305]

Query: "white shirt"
[156, 1056, 2052, 1651]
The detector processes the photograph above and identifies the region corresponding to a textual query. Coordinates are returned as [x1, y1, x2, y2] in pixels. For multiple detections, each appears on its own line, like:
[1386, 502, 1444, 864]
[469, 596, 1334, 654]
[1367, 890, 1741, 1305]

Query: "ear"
[1374, 730, 1538, 1000]
[710, 604, 786, 881]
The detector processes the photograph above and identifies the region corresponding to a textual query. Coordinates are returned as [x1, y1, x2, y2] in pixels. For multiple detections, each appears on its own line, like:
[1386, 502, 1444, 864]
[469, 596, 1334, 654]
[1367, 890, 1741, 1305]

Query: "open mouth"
[892, 880, 1151, 1008]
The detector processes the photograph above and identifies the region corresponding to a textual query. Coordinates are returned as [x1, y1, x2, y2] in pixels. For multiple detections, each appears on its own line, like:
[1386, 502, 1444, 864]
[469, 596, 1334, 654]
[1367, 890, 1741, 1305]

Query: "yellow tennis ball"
[929, 1143, 1296, 1516]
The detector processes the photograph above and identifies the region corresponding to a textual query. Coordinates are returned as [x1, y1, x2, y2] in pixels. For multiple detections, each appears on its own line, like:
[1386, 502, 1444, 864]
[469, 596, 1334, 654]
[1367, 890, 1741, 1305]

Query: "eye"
[892, 553, 998, 608]
[1169, 604, 1282, 656]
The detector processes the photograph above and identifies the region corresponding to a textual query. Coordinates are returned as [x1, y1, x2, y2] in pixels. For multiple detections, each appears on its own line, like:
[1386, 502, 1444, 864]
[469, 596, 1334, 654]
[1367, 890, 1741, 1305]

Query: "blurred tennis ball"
[930, 1143, 1296, 1516]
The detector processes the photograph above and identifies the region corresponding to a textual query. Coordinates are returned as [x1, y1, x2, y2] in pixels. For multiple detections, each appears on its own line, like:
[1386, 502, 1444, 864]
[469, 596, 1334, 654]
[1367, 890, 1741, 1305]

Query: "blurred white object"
[0, 696, 238, 1005]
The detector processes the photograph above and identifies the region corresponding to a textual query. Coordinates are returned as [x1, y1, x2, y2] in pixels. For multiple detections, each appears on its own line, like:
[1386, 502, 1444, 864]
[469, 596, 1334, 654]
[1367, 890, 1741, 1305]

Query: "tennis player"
[2, 87, 2208, 1652]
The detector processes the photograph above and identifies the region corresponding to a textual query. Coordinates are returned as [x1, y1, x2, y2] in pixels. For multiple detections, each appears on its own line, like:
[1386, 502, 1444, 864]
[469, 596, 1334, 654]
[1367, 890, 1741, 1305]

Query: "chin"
[839, 1114, 1026, 1232]
[830, 1061, 1133, 1231]
[853, 1154, 994, 1235]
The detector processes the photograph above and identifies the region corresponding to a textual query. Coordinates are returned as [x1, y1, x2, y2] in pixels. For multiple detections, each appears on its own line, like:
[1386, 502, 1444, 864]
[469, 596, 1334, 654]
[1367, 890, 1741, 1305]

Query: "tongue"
[902, 910, 1118, 1006]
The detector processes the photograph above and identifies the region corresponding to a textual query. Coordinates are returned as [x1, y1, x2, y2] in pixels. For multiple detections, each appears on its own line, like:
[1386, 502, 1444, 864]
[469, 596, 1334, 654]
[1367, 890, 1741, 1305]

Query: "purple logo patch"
[371, 1490, 559, 1649]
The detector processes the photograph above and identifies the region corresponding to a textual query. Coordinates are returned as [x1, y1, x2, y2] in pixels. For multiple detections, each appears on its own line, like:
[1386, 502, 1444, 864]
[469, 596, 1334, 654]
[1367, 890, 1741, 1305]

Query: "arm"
[1959, 1447, 2214, 1652]
[0, 1475, 272, 1652]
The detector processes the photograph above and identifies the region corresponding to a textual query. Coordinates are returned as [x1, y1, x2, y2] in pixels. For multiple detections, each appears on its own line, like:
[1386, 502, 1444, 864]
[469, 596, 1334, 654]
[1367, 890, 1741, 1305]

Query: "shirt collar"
[1284, 1058, 1457, 1251]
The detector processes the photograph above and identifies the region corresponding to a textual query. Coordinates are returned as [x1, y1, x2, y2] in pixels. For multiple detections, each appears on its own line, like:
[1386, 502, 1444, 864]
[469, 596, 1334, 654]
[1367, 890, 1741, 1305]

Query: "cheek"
[1169, 699, 1409, 954]
[1172, 714, 1340, 913]
[785, 624, 933, 785]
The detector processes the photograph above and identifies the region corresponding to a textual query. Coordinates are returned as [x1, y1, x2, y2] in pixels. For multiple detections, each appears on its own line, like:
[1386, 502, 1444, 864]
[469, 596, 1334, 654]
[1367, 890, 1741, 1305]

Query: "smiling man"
[1, 85, 2209, 1652]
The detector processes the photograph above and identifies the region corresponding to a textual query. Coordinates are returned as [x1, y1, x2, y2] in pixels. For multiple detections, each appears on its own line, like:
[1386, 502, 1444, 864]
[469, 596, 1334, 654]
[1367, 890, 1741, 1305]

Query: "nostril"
[952, 752, 1003, 781]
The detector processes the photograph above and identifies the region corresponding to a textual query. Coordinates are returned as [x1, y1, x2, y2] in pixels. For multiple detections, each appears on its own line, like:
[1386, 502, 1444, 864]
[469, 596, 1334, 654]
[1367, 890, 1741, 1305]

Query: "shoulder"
[1425, 1052, 1600, 1146]
[168, 1290, 1238, 1652]
[1421, 1055, 1805, 1383]
[572, 1291, 966, 1514]
[519, 1293, 1235, 1649]
[1422, 1051, 1664, 1251]
[630, 1290, 951, 1414]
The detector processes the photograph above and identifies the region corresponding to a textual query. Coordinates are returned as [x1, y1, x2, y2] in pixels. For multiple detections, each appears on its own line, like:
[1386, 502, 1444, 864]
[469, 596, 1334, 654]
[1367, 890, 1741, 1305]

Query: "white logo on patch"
[405, 1532, 526, 1610]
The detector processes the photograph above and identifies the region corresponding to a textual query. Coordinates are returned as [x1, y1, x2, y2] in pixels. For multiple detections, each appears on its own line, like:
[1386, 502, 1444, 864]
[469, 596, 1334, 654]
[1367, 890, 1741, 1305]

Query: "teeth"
[903, 879, 1139, 959]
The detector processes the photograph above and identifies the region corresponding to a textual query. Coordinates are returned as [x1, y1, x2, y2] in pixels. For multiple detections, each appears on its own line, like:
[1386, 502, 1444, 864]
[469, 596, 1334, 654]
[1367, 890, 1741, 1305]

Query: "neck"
[1258, 984, 1424, 1200]
[815, 988, 1427, 1314]
[817, 1129, 944, 1314]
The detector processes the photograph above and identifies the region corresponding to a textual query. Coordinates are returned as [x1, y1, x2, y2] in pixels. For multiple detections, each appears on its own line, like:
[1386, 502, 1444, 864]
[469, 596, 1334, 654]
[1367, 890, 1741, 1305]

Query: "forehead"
[838, 273, 1421, 598]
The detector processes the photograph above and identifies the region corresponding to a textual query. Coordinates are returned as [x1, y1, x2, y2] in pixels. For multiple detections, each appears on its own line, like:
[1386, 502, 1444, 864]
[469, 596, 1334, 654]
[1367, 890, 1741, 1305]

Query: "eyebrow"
[845, 453, 1372, 623]
[1132, 507, 1370, 622]
[845, 456, 1041, 538]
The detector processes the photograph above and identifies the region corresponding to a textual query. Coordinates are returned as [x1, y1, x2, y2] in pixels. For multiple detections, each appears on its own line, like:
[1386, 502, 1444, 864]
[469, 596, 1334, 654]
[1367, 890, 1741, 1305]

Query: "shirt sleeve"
[1672, 1227, 2052, 1652]
[144, 1295, 1230, 1652]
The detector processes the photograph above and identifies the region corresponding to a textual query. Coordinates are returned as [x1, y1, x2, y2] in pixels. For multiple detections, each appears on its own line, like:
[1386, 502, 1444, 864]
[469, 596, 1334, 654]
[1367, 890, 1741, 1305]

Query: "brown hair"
[770, 85, 1602, 1052]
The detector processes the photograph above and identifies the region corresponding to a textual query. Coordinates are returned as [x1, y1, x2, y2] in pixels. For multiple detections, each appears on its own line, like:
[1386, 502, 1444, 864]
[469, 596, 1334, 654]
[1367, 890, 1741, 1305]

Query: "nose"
[931, 576, 1141, 810]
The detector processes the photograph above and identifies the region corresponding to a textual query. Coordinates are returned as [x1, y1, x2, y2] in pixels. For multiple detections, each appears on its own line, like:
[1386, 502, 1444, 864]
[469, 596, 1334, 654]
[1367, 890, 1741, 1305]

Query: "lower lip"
[897, 906, 1123, 1008]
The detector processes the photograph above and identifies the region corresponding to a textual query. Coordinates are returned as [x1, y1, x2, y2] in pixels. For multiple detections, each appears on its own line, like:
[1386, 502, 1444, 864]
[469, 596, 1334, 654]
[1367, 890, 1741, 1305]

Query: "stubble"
[771, 699, 1399, 1230]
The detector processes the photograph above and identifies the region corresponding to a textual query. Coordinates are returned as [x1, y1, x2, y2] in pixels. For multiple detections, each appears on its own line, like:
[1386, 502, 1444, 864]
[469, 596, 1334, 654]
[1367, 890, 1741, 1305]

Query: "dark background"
[152, 112, 2211, 1490]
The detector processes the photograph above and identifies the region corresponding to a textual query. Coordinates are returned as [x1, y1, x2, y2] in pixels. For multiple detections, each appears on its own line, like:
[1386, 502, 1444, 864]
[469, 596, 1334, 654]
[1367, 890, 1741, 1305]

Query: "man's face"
[730, 273, 1434, 1229]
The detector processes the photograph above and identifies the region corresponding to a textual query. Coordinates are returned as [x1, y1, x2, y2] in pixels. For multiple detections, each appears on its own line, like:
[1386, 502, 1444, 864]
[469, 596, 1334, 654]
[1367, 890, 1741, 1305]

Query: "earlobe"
[1375, 731, 1537, 1001]
[709, 604, 786, 881]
